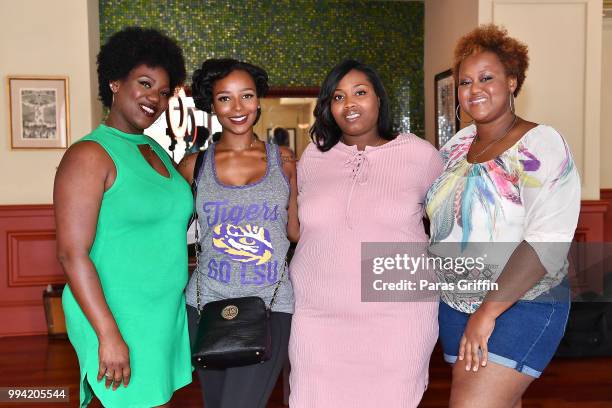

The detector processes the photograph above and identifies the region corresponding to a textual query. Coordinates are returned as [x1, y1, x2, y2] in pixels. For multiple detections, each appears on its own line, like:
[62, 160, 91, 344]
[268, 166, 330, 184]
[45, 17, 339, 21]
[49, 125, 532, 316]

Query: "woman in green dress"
[54, 27, 192, 407]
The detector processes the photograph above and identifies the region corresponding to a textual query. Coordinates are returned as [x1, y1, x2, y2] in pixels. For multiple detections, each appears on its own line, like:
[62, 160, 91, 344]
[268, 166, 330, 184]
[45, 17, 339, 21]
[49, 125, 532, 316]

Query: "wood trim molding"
[579, 200, 609, 213]
[0, 204, 54, 210]
[0, 299, 41, 308]
[266, 87, 320, 97]
[182, 86, 320, 98]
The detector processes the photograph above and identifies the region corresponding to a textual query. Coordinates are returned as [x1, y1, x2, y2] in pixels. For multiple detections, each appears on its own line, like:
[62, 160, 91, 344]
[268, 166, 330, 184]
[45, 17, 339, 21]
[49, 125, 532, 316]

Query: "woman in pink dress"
[288, 59, 444, 407]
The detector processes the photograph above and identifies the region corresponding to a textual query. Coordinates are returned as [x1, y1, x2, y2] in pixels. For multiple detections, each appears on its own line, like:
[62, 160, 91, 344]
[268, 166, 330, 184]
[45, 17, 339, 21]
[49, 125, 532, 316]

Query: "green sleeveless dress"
[62, 124, 193, 407]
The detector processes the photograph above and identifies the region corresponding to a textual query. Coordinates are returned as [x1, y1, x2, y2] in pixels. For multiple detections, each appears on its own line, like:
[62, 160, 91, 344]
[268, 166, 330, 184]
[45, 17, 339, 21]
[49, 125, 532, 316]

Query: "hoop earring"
[509, 93, 515, 114]
[456, 105, 474, 124]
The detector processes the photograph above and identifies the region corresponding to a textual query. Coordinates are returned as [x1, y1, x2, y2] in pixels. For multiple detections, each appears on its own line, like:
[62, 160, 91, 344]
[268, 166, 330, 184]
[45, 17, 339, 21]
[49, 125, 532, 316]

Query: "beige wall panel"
[480, 0, 602, 199]
[424, 0, 479, 146]
[0, 0, 100, 205]
[601, 18, 612, 188]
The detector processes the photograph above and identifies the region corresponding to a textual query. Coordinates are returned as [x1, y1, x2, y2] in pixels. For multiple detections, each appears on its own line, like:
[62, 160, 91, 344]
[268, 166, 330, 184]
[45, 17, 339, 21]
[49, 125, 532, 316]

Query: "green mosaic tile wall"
[100, 0, 424, 136]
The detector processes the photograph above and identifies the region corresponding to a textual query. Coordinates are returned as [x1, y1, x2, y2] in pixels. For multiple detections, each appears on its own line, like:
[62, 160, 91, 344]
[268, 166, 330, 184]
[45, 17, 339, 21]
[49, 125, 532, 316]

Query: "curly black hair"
[310, 59, 395, 152]
[191, 59, 269, 113]
[97, 27, 186, 108]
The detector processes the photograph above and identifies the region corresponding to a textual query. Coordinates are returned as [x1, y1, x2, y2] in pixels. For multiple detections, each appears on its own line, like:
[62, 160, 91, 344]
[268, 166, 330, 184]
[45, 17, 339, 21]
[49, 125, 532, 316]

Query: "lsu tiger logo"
[212, 223, 274, 265]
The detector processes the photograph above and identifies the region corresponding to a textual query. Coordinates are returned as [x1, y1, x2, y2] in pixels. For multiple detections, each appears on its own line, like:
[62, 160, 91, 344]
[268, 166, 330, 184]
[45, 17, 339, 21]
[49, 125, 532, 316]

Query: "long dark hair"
[310, 59, 395, 152]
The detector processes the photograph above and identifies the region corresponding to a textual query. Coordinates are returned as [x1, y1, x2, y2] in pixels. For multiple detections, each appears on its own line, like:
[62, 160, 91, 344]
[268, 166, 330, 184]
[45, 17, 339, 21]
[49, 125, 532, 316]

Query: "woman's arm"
[459, 241, 547, 372]
[54, 142, 130, 390]
[279, 146, 299, 242]
[177, 152, 198, 184]
[459, 129, 580, 372]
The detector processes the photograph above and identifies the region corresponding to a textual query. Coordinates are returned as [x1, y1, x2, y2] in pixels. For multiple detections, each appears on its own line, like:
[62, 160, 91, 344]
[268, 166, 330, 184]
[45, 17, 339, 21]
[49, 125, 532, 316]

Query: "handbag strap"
[268, 258, 287, 311]
[188, 149, 208, 228]
[192, 146, 287, 314]
[191, 148, 207, 315]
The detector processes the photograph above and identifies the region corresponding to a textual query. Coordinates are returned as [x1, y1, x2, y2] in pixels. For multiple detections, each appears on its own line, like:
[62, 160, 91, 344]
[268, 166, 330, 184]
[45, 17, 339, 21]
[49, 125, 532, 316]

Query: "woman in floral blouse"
[426, 24, 580, 407]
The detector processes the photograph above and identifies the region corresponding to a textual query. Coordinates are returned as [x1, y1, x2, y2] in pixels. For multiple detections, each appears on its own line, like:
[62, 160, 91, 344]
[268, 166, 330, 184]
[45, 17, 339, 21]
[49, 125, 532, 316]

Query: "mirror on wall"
[256, 87, 318, 160]
[255, 97, 316, 159]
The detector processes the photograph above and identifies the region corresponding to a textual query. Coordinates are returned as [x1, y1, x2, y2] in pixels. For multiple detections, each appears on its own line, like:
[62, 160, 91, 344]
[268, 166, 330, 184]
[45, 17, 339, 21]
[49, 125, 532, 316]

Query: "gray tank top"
[185, 142, 294, 313]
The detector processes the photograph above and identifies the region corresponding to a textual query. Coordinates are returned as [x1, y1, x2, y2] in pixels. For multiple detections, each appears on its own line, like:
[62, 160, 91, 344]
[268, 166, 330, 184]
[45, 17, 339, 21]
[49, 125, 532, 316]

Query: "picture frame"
[7, 76, 70, 149]
[266, 127, 296, 151]
[434, 69, 459, 149]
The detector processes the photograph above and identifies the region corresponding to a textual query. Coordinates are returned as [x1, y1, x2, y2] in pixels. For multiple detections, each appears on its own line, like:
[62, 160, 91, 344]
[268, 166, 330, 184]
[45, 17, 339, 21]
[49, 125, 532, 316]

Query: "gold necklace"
[222, 136, 257, 152]
[472, 115, 518, 160]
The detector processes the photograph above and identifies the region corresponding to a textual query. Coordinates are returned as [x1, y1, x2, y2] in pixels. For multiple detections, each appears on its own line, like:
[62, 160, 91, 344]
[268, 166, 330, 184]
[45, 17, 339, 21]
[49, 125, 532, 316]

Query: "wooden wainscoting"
[0, 205, 64, 337]
[572, 199, 609, 296]
[600, 189, 612, 242]
[576, 200, 609, 242]
[1, 195, 611, 337]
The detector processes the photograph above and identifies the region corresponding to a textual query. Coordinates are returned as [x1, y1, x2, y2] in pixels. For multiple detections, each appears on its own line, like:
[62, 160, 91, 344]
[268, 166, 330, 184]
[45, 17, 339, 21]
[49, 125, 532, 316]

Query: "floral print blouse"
[425, 124, 580, 313]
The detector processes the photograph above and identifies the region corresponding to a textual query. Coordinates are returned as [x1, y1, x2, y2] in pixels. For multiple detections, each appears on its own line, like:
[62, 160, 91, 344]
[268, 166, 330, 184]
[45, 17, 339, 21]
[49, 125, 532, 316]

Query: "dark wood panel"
[572, 200, 609, 297]
[7, 230, 64, 287]
[0, 205, 64, 337]
[600, 188, 612, 242]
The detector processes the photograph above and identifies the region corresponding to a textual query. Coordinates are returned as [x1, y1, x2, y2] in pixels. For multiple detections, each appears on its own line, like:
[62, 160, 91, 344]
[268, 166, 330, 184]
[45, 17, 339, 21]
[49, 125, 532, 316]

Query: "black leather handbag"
[191, 296, 272, 368]
[190, 253, 285, 369]
[189, 150, 285, 368]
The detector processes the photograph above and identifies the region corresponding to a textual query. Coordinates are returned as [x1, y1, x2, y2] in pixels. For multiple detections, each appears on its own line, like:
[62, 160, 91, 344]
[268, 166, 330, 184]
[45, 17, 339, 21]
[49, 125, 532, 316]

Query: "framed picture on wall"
[7, 76, 70, 149]
[434, 69, 459, 149]
[266, 127, 296, 151]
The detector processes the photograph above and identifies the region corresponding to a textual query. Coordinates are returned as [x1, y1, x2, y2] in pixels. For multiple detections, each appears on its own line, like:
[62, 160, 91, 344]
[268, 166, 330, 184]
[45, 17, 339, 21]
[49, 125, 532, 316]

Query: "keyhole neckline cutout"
[102, 124, 173, 180]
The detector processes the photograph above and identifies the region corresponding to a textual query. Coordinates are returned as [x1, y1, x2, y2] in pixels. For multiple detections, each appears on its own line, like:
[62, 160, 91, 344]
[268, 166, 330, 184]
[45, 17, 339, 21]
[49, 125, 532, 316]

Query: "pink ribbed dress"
[289, 134, 444, 407]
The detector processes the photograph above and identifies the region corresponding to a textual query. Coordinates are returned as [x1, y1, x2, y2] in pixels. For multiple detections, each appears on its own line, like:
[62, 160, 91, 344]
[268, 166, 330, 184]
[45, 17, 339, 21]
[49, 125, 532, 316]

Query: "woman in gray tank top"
[177, 59, 298, 408]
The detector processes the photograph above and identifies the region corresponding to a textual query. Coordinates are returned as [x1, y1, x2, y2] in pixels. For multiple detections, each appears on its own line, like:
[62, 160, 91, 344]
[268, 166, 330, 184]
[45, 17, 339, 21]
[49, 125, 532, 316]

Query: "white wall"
[424, 0, 479, 146]
[479, 0, 602, 199]
[0, 0, 606, 201]
[426, 0, 603, 200]
[602, 17, 612, 188]
[0, 0, 100, 205]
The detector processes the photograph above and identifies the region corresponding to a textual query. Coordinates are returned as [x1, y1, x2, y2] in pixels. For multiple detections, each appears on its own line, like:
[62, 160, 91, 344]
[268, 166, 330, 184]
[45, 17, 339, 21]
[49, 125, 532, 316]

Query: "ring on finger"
[105, 372, 113, 379]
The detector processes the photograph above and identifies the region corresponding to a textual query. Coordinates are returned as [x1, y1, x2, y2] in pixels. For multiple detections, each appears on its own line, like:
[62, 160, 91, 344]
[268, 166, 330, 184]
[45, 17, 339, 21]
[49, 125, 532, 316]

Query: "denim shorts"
[438, 285, 570, 378]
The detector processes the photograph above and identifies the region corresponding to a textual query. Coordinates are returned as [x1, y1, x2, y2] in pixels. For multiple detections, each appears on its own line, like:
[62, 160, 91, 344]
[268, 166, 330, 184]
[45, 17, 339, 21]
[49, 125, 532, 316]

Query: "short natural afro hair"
[97, 27, 186, 108]
[191, 59, 269, 113]
[453, 24, 529, 97]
